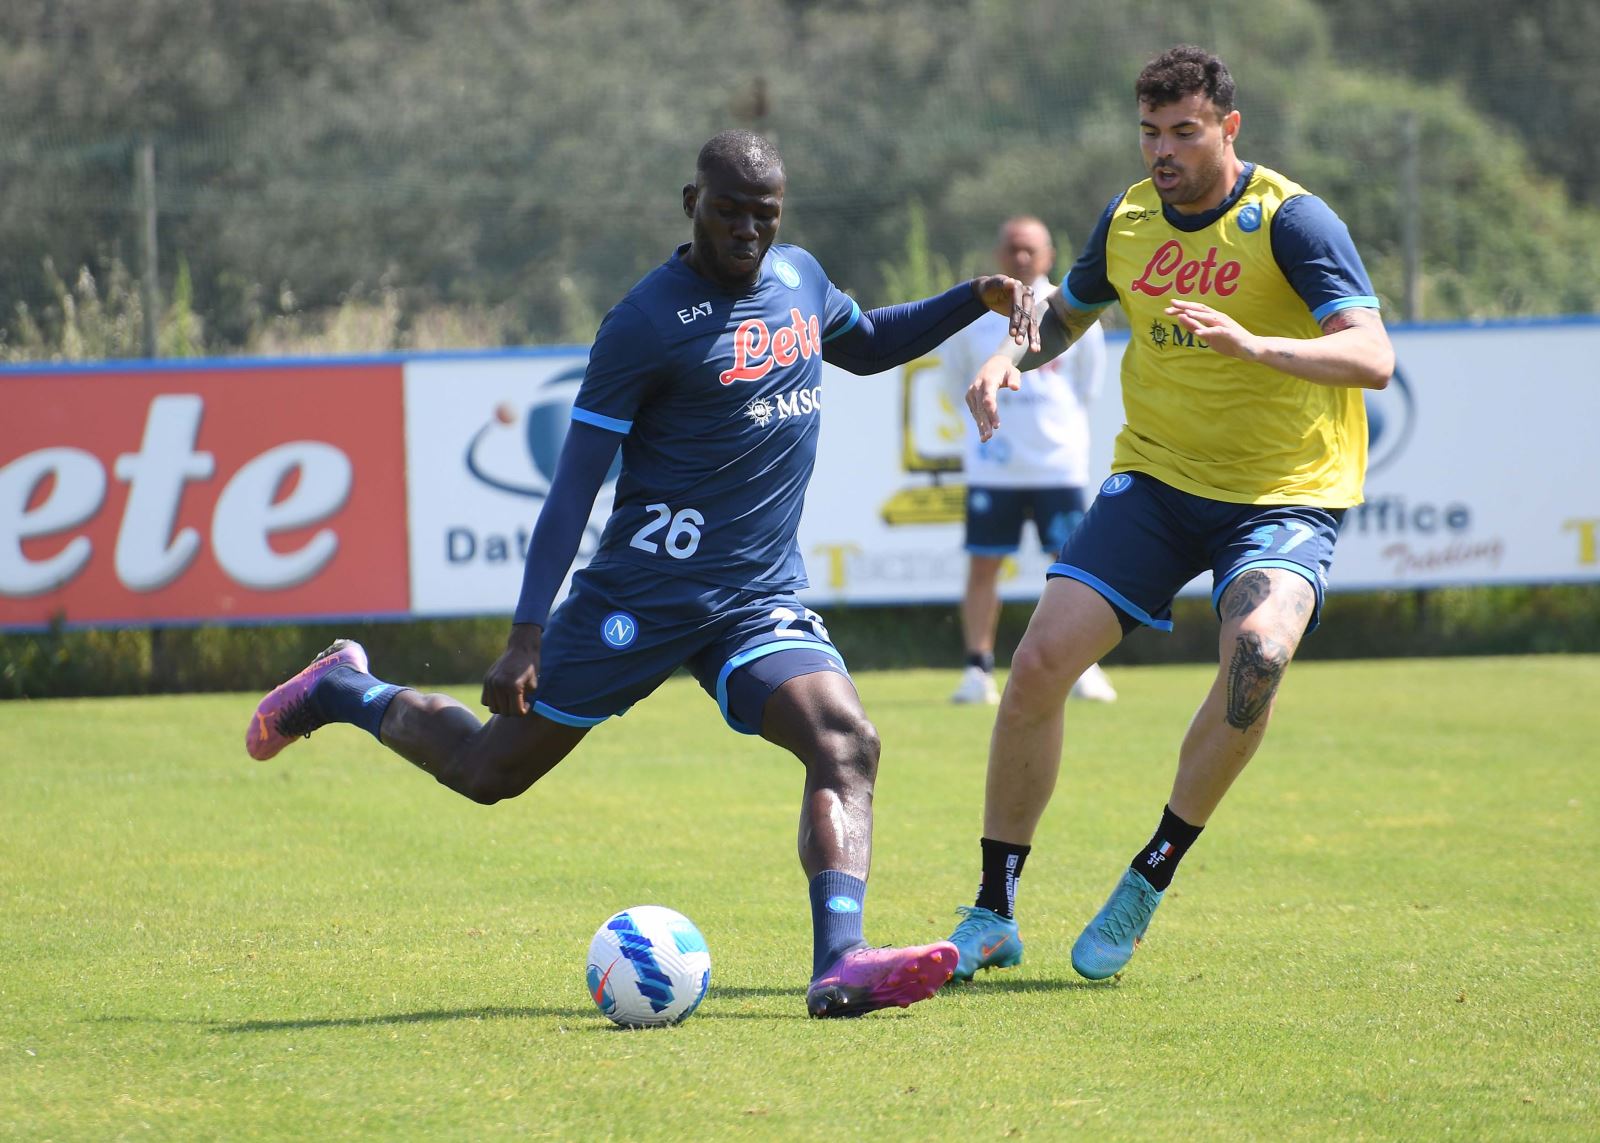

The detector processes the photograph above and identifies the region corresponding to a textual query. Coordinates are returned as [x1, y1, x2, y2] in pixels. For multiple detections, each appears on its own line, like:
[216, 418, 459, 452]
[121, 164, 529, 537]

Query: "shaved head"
[681, 132, 786, 291]
[696, 130, 785, 184]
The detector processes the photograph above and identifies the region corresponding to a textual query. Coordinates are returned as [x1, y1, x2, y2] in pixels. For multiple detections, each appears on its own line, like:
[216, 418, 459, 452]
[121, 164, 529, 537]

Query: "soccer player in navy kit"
[247, 131, 1039, 1018]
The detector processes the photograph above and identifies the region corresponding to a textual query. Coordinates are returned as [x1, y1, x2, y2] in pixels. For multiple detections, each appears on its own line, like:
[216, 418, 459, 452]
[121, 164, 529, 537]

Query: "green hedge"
[2, 584, 1596, 700]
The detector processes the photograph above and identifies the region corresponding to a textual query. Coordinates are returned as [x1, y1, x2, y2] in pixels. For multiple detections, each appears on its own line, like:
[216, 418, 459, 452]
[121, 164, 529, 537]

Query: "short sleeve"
[821, 282, 862, 342]
[802, 248, 861, 342]
[1270, 195, 1381, 323]
[572, 301, 664, 433]
[1061, 193, 1126, 311]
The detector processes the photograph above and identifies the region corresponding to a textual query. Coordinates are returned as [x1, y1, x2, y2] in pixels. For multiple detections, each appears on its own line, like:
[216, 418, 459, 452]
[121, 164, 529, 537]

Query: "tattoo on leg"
[1221, 570, 1273, 621]
[1225, 631, 1288, 730]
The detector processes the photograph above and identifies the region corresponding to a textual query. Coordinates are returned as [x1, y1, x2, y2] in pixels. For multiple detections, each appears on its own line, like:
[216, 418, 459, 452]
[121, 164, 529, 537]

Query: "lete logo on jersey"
[1130, 240, 1242, 297]
[719, 308, 823, 385]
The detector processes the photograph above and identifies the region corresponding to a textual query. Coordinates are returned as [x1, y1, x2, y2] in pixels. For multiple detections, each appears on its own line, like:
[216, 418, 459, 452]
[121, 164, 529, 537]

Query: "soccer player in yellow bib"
[945, 45, 1395, 983]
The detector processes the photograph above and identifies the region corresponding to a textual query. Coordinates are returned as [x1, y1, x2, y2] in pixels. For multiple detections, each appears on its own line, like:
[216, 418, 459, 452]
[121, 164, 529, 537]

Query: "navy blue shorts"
[532, 564, 848, 735]
[1049, 472, 1346, 634]
[965, 485, 1087, 556]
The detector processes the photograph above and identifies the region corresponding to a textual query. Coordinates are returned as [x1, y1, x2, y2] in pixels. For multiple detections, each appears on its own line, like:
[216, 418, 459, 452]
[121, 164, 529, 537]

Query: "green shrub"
[2, 585, 1595, 699]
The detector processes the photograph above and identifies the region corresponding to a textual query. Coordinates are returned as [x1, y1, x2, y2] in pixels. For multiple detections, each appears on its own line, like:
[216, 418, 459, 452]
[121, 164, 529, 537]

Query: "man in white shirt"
[947, 216, 1116, 705]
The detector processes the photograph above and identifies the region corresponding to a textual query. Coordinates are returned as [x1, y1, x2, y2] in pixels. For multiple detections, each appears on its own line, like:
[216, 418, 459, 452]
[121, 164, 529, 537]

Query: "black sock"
[965, 651, 995, 673]
[1131, 805, 1204, 891]
[975, 837, 1030, 918]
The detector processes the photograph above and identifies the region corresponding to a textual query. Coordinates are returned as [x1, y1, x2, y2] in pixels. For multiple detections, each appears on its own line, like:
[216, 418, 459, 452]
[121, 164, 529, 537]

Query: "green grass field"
[2, 656, 1596, 1140]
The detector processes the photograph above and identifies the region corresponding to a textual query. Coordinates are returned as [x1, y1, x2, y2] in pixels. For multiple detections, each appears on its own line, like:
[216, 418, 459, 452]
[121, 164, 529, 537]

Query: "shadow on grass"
[97, 998, 810, 1034]
[212, 1006, 592, 1032]
[938, 975, 1112, 994]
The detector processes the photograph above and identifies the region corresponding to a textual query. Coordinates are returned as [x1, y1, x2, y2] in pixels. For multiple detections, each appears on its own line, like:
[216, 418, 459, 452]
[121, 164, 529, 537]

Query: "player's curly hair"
[696, 130, 785, 181]
[1135, 45, 1236, 116]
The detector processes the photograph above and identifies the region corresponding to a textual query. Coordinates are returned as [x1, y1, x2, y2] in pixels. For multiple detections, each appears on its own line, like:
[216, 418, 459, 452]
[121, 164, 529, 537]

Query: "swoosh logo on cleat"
[981, 936, 1011, 958]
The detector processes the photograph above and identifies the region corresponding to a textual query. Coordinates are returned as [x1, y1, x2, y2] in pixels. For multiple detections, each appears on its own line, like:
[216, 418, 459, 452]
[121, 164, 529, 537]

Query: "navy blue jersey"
[572, 243, 860, 591]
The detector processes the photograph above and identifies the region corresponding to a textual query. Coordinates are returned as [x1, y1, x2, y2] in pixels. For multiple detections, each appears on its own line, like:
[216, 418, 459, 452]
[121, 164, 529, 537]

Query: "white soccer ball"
[586, 905, 711, 1028]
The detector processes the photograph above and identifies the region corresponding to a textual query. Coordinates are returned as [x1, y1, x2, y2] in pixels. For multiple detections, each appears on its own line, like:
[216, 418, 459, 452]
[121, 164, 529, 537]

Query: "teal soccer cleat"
[1071, 867, 1164, 980]
[947, 905, 1023, 981]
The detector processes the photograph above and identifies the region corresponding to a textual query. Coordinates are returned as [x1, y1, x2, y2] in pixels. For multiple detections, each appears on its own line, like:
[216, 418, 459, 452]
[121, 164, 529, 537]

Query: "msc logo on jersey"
[601, 611, 638, 649]
[719, 309, 823, 385]
[745, 387, 823, 427]
[1237, 202, 1263, 232]
[773, 259, 802, 289]
[1100, 473, 1135, 497]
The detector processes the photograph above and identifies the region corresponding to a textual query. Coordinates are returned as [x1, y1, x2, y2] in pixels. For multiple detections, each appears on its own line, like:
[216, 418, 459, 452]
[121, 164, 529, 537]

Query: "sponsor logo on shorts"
[601, 611, 638, 649]
[1100, 473, 1134, 497]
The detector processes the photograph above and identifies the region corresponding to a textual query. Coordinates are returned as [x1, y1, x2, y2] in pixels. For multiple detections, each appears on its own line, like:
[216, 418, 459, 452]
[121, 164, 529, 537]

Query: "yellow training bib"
[1104, 166, 1367, 508]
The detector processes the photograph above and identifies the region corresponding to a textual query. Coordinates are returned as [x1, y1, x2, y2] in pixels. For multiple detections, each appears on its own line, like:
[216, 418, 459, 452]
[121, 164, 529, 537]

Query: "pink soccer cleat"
[245, 639, 368, 761]
[805, 941, 958, 1018]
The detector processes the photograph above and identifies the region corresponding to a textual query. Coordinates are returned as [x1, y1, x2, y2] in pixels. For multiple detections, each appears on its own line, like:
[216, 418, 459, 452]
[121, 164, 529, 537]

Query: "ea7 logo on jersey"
[678, 301, 713, 324]
[719, 308, 823, 385]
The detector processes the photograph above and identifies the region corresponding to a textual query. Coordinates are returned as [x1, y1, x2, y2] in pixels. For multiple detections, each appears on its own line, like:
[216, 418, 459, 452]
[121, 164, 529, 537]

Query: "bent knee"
[457, 772, 517, 806]
[451, 752, 540, 806]
[841, 716, 881, 780]
[1007, 637, 1084, 705]
[812, 715, 880, 785]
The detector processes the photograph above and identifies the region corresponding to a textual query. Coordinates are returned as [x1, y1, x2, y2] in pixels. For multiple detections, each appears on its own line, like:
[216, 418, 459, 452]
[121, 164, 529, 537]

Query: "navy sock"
[808, 871, 868, 979]
[966, 650, 995, 673]
[312, 664, 405, 743]
[1132, 805, 1204, 891]
[975, 837, 1030, 919]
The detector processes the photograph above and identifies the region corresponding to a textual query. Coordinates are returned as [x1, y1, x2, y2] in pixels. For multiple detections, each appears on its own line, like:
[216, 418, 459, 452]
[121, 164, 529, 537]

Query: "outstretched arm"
[966, 292, 1107, 442]
[823, 276, 1038, 375]
[482, 421, 622, 715]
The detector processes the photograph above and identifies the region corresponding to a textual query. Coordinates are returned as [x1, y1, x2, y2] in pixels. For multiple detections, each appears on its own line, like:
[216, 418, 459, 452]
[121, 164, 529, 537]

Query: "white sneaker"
[1070, 662, 1117, 703]
[950, 665, 999, 705]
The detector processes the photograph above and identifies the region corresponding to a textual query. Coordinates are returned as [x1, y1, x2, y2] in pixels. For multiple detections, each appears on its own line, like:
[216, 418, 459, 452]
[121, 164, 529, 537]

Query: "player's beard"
[1152, 148, 1228, 209]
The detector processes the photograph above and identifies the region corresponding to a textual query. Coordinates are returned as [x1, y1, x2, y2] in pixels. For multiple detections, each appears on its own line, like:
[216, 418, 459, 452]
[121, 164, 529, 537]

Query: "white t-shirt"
[945, 277, 1107, 488]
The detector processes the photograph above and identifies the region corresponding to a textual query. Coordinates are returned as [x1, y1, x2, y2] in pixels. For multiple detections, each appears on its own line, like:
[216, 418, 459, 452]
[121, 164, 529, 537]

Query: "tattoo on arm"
[1015, 297, 1103, 372]
[1049, 291, 1104, 343]
[1225, 631, 1289, 730]
[1319, 307, 1380, 335]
